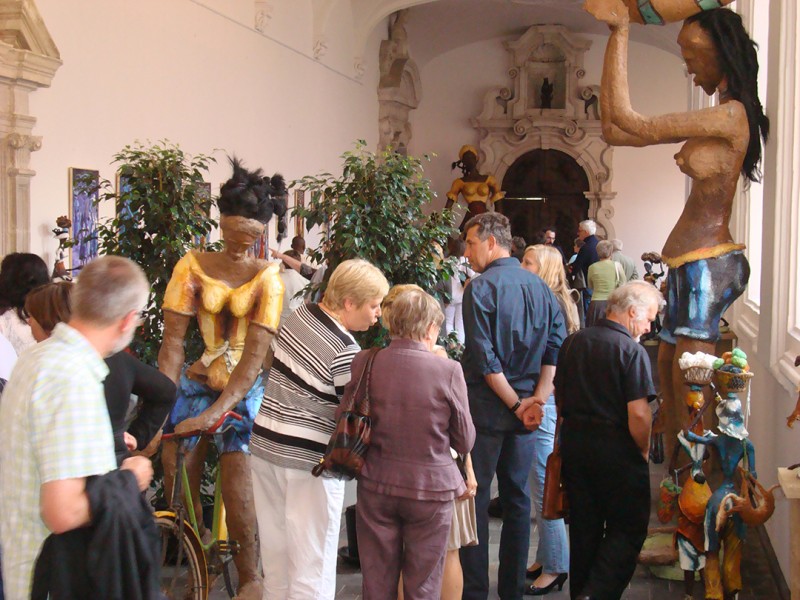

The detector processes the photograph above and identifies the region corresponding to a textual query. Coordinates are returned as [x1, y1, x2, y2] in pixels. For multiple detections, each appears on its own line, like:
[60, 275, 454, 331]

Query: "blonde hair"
[383, 287, 444, 341]
[323, 259, 390, 311]
[525, 245, 579, 334]
[72, 256, 150, 326]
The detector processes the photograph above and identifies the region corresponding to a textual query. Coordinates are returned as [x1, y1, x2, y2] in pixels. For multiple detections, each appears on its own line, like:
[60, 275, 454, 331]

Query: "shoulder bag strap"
[353, 347, 380, 416]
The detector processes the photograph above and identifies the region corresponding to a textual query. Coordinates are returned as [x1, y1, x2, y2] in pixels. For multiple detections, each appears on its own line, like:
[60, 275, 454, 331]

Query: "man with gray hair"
[0, 256, 154, 599]
[460, 212, 566, 600]
[611, 238, 639, 282]
[571, 220, 600, 314]
[549, 281, 663, 600]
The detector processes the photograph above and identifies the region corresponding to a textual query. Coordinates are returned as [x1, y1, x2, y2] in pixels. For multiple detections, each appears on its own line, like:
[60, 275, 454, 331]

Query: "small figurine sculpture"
[158, 159, 287, 600]
[541, 77, 554, 109]
[684, 353, 776, 600]
[444, 145, 505, 231]
[585, 0, 770, 464]
[51, 216, 73, 282]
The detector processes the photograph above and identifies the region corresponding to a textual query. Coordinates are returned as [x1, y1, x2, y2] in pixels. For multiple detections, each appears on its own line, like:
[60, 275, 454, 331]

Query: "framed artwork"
[294, 189, 305, 238]
[69, 168, 100, 273]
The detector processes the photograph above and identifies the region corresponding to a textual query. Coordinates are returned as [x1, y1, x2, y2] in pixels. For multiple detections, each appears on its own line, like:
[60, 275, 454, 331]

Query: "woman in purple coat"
[347, 288, 476, 600]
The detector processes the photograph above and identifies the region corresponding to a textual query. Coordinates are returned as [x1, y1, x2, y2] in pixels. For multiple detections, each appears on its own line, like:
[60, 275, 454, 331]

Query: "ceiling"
[398, 0, 682, 68]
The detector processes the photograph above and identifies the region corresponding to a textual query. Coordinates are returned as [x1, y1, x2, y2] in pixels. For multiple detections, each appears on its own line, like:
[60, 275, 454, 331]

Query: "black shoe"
[487, 496, 503, 518]
[526, 565, 543, 580]
[524, 573, 568, 596]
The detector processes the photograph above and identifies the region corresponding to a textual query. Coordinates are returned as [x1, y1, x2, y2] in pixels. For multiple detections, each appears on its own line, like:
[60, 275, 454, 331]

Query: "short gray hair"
[579, 219, 597, 235]
[606, 281, 664, 320]
[596, 240, 614, 259]
[611, 239, 623, 252]
[72, 256, 150, 326]
[464, 212, 513, 251]
[383, 288, 444, 341]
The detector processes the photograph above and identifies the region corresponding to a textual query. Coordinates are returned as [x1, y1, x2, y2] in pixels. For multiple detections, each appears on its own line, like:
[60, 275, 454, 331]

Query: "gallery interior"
[0, 0, 798, 597]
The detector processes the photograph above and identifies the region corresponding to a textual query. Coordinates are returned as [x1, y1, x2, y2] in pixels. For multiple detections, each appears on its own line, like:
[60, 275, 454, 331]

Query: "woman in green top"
[586, 240, 624, 326]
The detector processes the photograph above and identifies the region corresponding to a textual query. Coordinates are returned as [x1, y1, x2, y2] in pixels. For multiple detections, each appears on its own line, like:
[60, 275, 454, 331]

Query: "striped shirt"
[0, 323, 116, 600]
[251, 303, 359, 471]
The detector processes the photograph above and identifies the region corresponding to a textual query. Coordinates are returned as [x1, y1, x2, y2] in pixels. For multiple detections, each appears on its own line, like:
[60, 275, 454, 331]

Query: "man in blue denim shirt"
[459, 213, 566, 600]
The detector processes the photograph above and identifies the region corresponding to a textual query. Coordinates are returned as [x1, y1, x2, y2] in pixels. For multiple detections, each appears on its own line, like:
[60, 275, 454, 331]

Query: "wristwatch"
[509, 399, 522, 414]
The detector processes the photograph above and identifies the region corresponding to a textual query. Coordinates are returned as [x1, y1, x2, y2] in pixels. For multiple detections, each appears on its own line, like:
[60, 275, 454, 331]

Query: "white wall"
[409, 32, 687, 273]
[28, 0, 383, 263]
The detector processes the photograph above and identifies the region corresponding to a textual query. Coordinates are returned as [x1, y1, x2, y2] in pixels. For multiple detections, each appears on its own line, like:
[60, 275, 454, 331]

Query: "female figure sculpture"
[585, 0, 769, 453]
[158, 159, 287, 600]
[445, 145, 505, 231]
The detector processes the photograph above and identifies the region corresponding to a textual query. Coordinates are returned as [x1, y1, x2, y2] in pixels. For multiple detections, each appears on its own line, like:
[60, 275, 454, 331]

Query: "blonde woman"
[520, 244, 575, 595]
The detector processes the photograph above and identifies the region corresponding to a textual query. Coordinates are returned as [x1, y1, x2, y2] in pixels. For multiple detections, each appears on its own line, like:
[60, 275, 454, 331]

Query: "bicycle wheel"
[156, 513, 209, 600]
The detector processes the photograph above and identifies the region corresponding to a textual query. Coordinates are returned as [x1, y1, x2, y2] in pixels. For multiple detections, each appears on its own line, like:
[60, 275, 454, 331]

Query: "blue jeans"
[529, 401, 569, 573]
[461, 428, 535, 600]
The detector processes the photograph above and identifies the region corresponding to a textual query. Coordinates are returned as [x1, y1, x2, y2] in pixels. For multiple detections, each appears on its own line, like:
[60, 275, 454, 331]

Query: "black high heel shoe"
[526, 565, 543, 580]
[524, 573, 568, 596]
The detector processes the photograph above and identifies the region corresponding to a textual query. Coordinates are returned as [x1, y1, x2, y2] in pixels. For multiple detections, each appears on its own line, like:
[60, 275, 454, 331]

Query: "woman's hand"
[458, 457, 478, 501]
[583, 0, 629, 27]
[174, 410, 222, 435]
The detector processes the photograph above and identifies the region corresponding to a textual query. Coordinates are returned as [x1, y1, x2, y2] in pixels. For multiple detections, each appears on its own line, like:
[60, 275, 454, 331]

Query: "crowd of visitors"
[0, 160, 657, 600]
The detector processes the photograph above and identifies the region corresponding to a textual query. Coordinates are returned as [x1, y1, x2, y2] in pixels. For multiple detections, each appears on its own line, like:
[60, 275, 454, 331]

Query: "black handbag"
[311, 348, 379, 480]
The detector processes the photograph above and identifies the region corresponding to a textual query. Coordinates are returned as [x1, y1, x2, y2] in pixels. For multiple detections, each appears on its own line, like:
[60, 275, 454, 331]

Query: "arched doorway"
[496, 149, 589, 257]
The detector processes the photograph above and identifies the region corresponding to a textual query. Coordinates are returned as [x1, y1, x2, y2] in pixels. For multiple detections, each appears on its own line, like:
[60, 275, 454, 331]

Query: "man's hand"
[517, 395, 545, 428]
[121, 455, 154, 492]
[123, 432, 137, 452]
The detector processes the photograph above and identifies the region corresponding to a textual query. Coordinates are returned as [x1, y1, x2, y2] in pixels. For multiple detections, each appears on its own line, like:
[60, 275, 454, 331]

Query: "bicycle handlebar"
[161, 411, 243, 441]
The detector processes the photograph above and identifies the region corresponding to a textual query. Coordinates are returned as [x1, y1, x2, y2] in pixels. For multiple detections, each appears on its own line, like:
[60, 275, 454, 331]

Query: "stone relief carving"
[471, 24, 616, 237]
[313, 36, 328, 60]
[254, 1, 273, 33]
[377, 10, 420, 154]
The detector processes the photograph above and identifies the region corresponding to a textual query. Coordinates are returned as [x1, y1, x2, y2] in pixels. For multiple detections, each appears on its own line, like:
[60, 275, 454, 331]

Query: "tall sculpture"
[444, 145, 504, 230]
[158, 159, 286, 600]
[585, 0, 769, 455]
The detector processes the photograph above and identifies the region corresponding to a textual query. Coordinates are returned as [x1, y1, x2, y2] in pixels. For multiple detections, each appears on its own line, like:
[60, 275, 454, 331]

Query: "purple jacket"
[341, 338, 476, 501]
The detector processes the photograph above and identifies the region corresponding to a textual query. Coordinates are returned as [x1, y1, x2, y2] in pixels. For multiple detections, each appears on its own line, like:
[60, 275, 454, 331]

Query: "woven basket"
[682, 366, 714, 386]
[714, 369, 754, 393]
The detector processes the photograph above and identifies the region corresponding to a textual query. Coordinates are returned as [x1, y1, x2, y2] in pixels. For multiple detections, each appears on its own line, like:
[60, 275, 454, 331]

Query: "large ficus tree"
[94, 140, 217, 365]
[294, 141, 458, 349]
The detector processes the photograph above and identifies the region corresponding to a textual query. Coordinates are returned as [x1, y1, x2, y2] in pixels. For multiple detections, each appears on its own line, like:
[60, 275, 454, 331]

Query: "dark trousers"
[562, 422, 650, 600]
[356, 484, 452, 600]
[460, 429, 535, 600]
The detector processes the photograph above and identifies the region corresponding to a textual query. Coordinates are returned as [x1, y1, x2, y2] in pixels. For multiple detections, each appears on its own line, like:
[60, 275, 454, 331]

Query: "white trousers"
[444, 302, 464, 344]
[251, 457, 345, 600]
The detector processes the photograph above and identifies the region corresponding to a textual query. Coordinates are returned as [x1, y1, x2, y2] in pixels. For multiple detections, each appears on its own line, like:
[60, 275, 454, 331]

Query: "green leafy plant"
[94, 140, 217, 365]
[294, 141, 458, 349]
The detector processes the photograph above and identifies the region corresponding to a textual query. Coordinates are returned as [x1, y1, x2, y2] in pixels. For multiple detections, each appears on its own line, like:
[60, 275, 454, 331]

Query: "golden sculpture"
[445, 145, 505, 230]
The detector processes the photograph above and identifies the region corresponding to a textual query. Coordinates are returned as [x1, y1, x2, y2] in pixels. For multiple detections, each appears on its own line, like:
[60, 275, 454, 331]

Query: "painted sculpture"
[444, 145, 505, 230]
[158, 159, 287, 600]
[585, 0, 770, 459]
[51, 216, 73, 282]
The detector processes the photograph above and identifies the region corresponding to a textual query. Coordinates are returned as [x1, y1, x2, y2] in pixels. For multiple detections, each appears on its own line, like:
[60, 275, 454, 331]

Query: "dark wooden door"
[496, 149, 589, 255]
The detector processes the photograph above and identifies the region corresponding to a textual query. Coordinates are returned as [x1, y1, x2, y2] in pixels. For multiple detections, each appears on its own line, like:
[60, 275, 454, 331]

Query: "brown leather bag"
[311, 348, 380, 480]
[541, 416, 568, 520]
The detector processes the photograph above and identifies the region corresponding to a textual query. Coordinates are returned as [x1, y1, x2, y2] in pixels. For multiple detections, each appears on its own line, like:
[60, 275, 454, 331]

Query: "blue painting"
[69, 168, 99, 273]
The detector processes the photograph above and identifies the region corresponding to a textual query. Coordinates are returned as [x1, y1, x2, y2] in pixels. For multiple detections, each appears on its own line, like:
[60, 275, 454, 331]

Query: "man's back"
[0, 324, 115, 599]
[461, 257, 565, 431]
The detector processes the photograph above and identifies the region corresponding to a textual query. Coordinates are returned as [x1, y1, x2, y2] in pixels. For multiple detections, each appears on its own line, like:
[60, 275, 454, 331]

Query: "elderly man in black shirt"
[552, 281, 663, 600]
[459, 212, 566, 600]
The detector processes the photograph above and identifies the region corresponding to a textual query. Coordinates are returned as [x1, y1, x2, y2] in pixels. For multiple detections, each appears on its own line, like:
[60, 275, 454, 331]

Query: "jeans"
[461, 428, 535, 600]
[529, 401, 569, 574]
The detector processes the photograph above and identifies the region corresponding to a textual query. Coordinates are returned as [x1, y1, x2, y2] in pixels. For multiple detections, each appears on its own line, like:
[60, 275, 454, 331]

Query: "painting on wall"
[69, 168, 100, 273]
[294, 189, 305, 238]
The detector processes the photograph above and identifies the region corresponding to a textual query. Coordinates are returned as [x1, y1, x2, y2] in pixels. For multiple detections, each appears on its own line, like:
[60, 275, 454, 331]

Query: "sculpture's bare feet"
[583, 0, 630, 27]
[233, 577, 263, 600]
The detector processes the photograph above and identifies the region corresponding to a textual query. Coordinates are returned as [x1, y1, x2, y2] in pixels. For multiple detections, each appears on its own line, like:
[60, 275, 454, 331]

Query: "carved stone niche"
[471, 25, 616, 238]
[0, 0, 61, 255]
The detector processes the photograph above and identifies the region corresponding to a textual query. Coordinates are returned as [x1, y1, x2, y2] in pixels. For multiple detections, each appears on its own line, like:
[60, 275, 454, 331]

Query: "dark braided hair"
[687, 9, 769, 182]
[218, 157, 288, 241]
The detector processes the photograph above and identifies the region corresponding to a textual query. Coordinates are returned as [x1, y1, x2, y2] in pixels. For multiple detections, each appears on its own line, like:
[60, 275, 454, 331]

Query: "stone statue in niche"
[541, 77, 554, 109]
[585, 0, 769, 461]
[158, 159, 287, 600]
[444, 145, 505, 231]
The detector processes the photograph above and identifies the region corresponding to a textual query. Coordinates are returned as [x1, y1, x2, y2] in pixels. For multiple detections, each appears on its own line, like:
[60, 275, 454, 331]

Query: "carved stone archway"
[471, 24, 616, 239]
[0, 0, 61, 254]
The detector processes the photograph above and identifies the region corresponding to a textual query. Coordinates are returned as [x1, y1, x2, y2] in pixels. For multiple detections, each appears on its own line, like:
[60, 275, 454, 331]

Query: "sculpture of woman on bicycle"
[444, 145, 505, 231]
[585, 0, 769, 452]
[158, 158, 287, 600]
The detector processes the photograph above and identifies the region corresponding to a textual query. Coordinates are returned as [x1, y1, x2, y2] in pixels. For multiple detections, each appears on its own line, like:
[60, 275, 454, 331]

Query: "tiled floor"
[210, 467, 786, 599]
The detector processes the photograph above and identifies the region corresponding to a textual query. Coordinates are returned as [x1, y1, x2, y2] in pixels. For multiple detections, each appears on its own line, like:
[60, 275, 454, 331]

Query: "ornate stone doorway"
[496, 149, 589, 253]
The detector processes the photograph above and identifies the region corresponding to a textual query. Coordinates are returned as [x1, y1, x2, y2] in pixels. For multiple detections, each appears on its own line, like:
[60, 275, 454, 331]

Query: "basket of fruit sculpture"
[714, 367, 753, 394]
[683, 367, 714, 386]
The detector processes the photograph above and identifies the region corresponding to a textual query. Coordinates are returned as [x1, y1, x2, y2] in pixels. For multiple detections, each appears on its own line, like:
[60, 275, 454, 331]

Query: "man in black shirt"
[554, 281, 663, 600]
